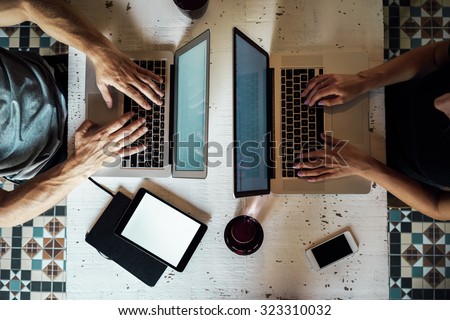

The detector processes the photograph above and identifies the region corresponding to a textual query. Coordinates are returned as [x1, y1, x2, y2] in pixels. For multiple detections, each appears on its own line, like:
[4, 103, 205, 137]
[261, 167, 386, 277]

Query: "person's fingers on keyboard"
[305, 78, 340, 106]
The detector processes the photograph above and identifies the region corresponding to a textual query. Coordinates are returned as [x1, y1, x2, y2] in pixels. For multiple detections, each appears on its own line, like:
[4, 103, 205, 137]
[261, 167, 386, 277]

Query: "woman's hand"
[293, 133, 374, 182]
[302, 73, 369, 107]
[434, 93, 450, 119]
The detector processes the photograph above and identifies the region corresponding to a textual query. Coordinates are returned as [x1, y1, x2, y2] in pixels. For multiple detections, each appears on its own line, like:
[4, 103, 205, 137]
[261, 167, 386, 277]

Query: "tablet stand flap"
[85, 191, 167, 287]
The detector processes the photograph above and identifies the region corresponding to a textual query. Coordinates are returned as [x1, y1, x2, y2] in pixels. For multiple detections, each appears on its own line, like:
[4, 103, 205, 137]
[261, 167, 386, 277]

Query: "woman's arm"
[361, 158, 450, 221]
[303, 40, 450, 107]
[296, 134, 450, 221]
[0, 0, 163, 109]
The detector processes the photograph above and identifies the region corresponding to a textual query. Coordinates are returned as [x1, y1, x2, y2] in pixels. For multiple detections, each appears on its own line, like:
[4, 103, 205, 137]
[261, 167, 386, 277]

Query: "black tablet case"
[85, 192, 167, 286]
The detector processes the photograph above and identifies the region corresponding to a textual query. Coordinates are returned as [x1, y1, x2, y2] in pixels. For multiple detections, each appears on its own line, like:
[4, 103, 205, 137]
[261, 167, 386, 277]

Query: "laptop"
[233, 27, 371, 196]
[84, 30, 210, 178]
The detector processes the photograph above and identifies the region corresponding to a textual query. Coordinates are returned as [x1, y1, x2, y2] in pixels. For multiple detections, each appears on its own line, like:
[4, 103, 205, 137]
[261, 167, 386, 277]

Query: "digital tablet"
[115, 188, 207, 272]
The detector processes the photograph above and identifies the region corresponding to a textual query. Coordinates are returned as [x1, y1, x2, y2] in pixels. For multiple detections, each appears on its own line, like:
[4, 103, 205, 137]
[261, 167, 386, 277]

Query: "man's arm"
[0, 112, 147, 227]
[0, 0, 29, 25]
[303, 40, 450, 106]
[0, 0, 163, 109]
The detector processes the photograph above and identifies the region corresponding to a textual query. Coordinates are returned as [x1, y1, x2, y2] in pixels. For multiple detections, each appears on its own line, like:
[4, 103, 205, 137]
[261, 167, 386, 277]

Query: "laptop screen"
[173, 31, 210, 177]
[233, 28, 271, 197]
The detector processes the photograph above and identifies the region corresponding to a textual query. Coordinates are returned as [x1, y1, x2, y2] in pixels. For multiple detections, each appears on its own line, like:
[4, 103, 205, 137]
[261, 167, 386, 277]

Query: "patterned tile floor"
[384, 0, 450, 59]
[388, 209, 450, 299]
[1, 1, 450, 300]
[0, 186, 67, 300]
[0, 21, 68, 55]
[384, 0, 450, 299]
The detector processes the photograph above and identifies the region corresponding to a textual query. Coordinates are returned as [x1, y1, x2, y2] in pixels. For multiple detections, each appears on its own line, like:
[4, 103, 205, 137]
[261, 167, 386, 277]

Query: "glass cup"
[224, 215, 264, 255]
[173, 0, 209, 19]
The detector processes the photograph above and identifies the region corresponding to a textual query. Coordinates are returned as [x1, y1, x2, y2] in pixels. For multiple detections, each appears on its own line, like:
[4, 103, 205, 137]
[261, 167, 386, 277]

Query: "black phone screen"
[311, 234, 353, 268]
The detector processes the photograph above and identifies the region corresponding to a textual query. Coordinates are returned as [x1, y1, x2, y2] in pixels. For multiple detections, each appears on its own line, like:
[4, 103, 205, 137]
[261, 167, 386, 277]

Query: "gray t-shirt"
[0, 48, 67, 180]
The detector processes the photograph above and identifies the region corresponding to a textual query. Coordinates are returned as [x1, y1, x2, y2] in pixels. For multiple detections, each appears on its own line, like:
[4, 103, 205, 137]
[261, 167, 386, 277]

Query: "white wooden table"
[66, 0, 388, 299]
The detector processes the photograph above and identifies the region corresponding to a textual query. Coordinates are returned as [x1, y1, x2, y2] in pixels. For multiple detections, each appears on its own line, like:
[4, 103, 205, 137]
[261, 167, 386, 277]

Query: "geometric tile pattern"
[0, 21, 68, 300]
[388, 209, 450, 299]
[0, 22, 68, 55]
[0, 187, 67, 300]
[383, 0, 450, 59]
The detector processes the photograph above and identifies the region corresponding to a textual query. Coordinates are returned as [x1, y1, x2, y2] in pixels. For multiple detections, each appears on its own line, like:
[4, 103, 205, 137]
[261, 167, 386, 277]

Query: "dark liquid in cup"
[224, 215, 264, 255]
[173, 0, 209, 19]
[231, 219, 256, 243]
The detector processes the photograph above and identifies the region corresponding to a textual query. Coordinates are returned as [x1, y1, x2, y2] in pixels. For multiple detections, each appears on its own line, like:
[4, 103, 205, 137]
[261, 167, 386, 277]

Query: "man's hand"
[70, 111, 148, 177]
[293, 133, 373, 182]
[91, 47, 165, 110]
[0, 112, 148, 227]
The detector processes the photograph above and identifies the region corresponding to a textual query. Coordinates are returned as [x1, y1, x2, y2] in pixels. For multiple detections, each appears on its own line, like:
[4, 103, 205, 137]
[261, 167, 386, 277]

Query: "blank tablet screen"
[119, 192, 201, 267]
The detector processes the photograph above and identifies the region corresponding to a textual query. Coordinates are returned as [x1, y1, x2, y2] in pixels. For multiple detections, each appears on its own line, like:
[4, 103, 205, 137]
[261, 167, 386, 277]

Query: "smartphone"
[305, 230, 358, 271]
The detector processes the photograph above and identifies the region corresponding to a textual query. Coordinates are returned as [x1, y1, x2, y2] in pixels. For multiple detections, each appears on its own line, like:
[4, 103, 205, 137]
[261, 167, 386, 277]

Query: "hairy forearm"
[10, 0, 114, 60]
[361, 158, 450, 221]
[0, 156, 89, 227]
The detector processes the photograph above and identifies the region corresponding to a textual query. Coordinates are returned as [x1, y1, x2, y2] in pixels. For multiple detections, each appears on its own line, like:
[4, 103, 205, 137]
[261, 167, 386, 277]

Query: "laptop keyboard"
[122, 59, 167, 169]
[281, 67, 324, 178]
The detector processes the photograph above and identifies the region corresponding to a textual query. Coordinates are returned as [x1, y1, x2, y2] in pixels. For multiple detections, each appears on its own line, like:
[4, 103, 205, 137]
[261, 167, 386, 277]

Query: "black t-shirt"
[386, 51, 450, 190]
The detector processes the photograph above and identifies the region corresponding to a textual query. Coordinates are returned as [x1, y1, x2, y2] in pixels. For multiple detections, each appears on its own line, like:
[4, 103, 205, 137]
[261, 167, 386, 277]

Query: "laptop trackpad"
[282, 179, 325, 192]
[329, 96, 366, 144]
[87, 93, 120, 126]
